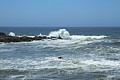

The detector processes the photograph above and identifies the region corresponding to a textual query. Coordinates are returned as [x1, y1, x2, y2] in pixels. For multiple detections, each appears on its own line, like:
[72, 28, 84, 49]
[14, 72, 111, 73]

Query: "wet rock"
[58, 57, 63, 59]
[20, 36, 32, 42]
[0, 32, 61, 42]
[0, 32, 6, 36]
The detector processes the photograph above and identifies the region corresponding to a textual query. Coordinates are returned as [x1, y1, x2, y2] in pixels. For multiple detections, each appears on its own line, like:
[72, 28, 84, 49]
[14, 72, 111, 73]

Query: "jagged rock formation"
[0, 32, 60, 42]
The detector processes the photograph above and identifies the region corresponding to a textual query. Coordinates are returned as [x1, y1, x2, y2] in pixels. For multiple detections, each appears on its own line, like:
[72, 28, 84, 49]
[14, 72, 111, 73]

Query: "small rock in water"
[58, 57, 63, 59]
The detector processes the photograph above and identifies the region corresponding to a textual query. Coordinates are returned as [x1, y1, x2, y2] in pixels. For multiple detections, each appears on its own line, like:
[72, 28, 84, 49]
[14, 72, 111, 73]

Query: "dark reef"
[0, 32, 60, 42]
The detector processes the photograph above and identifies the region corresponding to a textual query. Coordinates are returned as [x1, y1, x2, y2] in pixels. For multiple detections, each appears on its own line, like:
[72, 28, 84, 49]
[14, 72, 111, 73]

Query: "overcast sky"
[0, 0, 120, 27]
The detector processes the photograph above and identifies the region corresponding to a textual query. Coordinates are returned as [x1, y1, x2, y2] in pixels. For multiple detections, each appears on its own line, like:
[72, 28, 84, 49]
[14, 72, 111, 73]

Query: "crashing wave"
[48, 29, 71, 39]
[48, 29, 106, 40]
[9, 32, 15, 36]
[7, 29, 106, 41]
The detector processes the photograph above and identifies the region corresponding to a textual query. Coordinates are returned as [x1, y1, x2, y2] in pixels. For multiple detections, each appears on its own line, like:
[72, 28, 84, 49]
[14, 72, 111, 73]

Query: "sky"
[0, 0, 120, 27]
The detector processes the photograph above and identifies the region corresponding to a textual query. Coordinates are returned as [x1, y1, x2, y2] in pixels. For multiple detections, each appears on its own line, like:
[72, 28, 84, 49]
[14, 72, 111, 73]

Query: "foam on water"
[47, 29, 107, 48]
[0, 43, 15, 52]
[37, 33, 46, 37]
[1, 28, 118, 79]
[71, 35, 106, 40]
[48, 29, 106, 40]
[0, 49, 15, 52]
[7, 29, 106, 43]
[0, 57, 120, 72]
[31, 29, 106, 50]
[1, 57, 119, 79]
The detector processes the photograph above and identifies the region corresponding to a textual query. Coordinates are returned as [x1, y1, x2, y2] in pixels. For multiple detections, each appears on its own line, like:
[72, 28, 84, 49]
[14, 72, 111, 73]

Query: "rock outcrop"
[0, 32, 6, 36]
[0, 32, 59, 42]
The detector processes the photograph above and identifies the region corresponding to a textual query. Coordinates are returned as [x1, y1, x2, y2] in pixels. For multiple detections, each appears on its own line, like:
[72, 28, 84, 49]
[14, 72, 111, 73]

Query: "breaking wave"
[6, 29, 107, 41]
[9, 32, 16, 36]
[48, 29, 71, 39]
[48, 29, 106, 40]
[0, 28, 120, 80]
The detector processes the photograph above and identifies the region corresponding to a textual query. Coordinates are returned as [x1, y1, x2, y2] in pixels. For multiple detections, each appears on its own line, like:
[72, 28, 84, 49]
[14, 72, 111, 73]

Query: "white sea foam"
[9, 75, 25, 79]
[0, 49, 15, 52]
[9, 32, 15, 36]
[7, 29, 106, 42]
[37, 33, 46, 37]
[71, 35, 106, 40]
[0, 29, 109, 71]
[0, 57, 120, 72]
[49, 29, 71, 39]
[48, 29, 106, 40]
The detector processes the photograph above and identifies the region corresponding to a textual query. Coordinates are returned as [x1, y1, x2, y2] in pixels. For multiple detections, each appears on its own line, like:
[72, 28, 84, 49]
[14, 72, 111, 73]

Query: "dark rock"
[58, 36, 62, 39]
[0, 32, 6, 36]
[58, 57, 63, 59]
[0, 37, 5, 42]
[50, 36, 62, 39]
[0, 32, 61, 42]
[20, 36, 32, 42]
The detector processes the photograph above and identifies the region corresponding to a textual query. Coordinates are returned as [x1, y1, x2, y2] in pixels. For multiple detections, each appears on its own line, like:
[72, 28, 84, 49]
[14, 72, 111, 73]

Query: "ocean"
[0, 27, 120, 80]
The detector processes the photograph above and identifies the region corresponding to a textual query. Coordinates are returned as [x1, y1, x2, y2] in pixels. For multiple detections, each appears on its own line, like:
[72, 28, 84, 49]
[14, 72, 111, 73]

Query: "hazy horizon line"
[0, 26, 120, 28]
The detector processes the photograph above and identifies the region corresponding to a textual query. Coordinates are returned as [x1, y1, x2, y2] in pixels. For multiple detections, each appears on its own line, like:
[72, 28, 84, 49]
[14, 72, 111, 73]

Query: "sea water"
[0, 27, 120, 80]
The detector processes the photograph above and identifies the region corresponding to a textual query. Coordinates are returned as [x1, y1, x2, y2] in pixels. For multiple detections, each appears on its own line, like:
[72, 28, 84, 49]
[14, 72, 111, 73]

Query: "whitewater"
[0, 27, 120, 80]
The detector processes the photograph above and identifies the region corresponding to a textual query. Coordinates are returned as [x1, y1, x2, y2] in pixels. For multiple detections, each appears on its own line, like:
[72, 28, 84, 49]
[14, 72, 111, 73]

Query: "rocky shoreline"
[0, 32, 59, 42]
